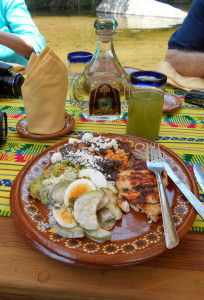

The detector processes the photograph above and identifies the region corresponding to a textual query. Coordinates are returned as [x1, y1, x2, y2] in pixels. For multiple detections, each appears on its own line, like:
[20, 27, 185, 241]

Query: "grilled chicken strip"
[116, 157, 168, 222]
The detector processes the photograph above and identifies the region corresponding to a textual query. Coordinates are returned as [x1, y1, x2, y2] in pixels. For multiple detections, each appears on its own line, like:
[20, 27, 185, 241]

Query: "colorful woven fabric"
[0, 89, 203, 232]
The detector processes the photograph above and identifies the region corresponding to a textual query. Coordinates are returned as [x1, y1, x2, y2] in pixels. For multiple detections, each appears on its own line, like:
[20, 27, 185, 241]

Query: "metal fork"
[146, 143, 179, 249]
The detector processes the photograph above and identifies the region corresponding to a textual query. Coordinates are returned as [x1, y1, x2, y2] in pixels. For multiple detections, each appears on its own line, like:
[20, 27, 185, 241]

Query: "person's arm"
[0, 31, 34, 58]
[165, 0, 204, 77]
[165, 49, 204, 77]
[2, 0, 45, 57]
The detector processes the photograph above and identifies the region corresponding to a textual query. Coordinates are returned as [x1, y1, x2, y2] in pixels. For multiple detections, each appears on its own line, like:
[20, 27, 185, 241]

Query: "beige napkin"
[22, 46, 68, 134]
[155, 61, 204, 92]
[0, 61, 26, 74]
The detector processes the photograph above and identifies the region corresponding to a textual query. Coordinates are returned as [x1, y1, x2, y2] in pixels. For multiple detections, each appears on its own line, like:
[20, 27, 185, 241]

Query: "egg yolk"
[69, 183, 93, 199]
[57, 210, 73, 224]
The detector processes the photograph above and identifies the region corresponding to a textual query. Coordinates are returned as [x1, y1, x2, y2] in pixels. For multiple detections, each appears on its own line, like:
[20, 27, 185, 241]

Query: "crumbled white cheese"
[81, 132, 93, 142]
[51, 152, 62, 164]
[69, 133, 119, 150]
[63, 149, 105, 170]
[69, 138, 78, 144]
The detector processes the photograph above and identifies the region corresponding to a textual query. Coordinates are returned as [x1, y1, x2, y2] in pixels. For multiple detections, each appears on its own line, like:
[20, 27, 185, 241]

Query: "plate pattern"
[18, 136, 193, 261]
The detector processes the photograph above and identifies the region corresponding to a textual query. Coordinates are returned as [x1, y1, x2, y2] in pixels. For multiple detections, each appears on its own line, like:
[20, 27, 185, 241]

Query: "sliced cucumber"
[49, 180, 72, 204]
[55, 223, 84, 238]
[107, 181, 118, 194]
[73, 190, 104, 230]
[101, 188, 122, 221]
[97, 193, 109, 210]
[39, 186, 51, 204]
[98, 207, 114, 223]
[99, 219, 116, 231]
[98, 208, 116, 230]
[84, 228, 111, 243]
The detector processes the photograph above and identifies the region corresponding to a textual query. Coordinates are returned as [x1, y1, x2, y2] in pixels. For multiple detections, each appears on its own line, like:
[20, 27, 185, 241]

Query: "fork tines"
[146, 143, 163, 163]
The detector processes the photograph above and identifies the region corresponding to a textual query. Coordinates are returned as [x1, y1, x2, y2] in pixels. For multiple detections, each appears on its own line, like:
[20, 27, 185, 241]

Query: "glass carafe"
[73, 17, 129, 121]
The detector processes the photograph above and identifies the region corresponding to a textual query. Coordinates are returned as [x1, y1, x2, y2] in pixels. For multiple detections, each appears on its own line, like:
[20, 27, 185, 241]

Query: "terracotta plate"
[163, 93, 182, 113]
[16, 113, 75, 139]
[124, 67, 182, 113]
[10, 134, 198, 269]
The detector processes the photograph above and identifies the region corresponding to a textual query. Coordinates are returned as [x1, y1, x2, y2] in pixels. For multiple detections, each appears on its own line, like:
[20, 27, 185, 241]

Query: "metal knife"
[163, 161, 204, 220]
[193, 163, 204, 193]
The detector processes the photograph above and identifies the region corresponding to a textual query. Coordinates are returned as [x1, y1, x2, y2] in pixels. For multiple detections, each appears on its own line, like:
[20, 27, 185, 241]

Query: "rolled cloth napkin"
[155, 61, 204, 92]
[22, 46, 68, 134]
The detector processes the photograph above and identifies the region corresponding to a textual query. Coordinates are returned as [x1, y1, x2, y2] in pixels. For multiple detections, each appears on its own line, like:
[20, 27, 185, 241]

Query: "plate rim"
[10, 133, 198, 269]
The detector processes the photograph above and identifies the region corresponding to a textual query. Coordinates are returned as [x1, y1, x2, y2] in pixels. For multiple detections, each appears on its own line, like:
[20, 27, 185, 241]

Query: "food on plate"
[55, 223, 84, 239]
[101, 188, 123, 221]
[52, 204, 77, 228]
[79, 168, 107, 189]
[29, 161, 79, 204]
[49, 180, 72, 203]
[59, 134, 133, 180]
[29, 133, 170, 243]
[116, 157, 168, 222]
[74, 190, 104, 230]
[29, 177, 43, 201]
[84, 228, 111, 243]
[29, 158, 122, 243]
[64, 178, 96, 206]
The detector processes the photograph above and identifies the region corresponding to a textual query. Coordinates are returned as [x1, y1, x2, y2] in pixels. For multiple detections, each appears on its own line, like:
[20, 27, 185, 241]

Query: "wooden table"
[1, 216, 204, 300]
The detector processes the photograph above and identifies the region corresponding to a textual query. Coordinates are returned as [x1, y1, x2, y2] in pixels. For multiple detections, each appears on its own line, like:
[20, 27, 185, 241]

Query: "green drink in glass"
[126, 71, 167, 141]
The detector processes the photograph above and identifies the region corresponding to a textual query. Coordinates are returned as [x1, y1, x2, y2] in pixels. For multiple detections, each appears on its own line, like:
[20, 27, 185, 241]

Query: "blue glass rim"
[67, 51, 93, 63]
[129, 71, 167, 87]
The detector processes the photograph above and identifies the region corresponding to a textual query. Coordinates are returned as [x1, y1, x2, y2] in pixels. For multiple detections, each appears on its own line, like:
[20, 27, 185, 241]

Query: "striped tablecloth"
[0, 87, 203, 231]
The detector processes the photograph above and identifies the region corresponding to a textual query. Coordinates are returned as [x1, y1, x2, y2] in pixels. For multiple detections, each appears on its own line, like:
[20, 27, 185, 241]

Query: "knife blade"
[163, 160, 204, 220]
[193, 163, 204, 193]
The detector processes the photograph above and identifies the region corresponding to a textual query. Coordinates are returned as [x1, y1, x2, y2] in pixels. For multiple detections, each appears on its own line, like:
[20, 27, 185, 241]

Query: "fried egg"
[64, 178, 96, 206]
[79, 168, 107, 189]
[52, 205, 77, 228]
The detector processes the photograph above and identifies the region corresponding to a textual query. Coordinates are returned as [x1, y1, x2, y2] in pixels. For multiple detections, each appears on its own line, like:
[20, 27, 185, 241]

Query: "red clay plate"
[16, 113, 75, 140]
[10, 134, 198, 269]
[124, 67, 182, 113]
[163, 93, 182, 113]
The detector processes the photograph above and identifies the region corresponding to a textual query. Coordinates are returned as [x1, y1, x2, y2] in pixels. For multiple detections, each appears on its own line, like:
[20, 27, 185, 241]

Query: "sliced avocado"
[49, 180, 72, 204]
[55, 223, 84, 238]
[84, 228, 111, 243]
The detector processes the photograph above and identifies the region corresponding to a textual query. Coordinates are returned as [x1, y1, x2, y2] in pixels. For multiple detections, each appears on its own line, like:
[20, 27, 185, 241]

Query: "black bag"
[0, 62, 25, 97]
[185, 90, 204, 107]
